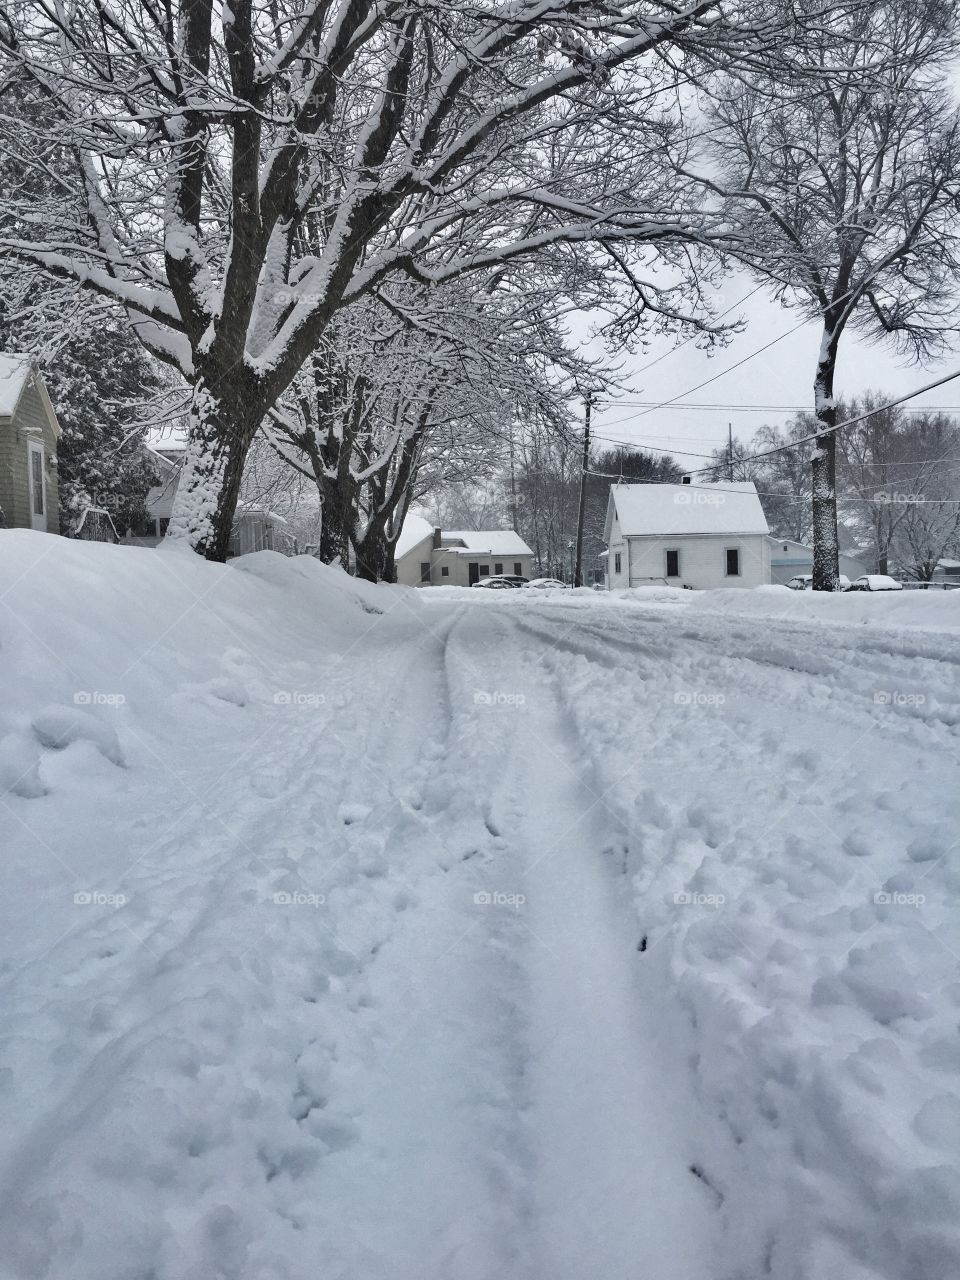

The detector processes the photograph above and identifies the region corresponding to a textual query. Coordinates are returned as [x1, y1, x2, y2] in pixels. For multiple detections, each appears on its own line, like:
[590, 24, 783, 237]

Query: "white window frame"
[28, 439, 46, 530]
[665, 547, 681, 578]
[724, 546, 742, 577]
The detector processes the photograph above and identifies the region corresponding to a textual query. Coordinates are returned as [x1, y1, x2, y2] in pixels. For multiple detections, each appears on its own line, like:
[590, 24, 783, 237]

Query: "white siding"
[623, 533, 769, 589]
[395, 534, 435, 585]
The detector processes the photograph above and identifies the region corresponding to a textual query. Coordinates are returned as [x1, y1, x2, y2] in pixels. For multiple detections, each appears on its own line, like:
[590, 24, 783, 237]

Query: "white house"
[767, 535, 866, 585]
[604, 480, 770, 589]
[395, 516, 534, 586]
[932, 558, 960, 586]
[123, 443, 297, 555]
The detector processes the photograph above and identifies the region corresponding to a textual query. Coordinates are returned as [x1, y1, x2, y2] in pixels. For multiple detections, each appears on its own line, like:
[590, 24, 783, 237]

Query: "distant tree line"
[704, 395, 960, 579]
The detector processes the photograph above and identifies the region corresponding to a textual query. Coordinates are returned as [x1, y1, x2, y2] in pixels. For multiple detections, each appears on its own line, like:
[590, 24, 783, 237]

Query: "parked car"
[844, 574, 903, 592]
[785, 574, 851, 592]
[525, 578, 570, 590]
[473, 576, 524, 589]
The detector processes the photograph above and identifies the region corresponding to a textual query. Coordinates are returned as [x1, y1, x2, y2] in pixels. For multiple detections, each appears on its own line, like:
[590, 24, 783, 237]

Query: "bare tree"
[0, 0, 759, 561]
[685, 0, 960, 587]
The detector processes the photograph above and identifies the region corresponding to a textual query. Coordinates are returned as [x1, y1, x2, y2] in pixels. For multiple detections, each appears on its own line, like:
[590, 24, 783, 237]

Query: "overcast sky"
[575, 268, 960, 467]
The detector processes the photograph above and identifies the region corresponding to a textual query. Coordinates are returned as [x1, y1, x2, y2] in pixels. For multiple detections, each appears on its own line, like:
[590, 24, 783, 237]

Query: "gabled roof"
[395, 514, 435, 559]
[0, 354, 62, 437]
[441, 529, 533, 557]
[605, 481, 768, 541]
[395, 519, 533, 560]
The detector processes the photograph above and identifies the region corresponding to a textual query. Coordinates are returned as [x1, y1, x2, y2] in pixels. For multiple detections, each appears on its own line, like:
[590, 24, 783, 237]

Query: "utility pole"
[508, 396, 519, 530]
[728, 421, 734, 481]
[573, 393, 592, 588]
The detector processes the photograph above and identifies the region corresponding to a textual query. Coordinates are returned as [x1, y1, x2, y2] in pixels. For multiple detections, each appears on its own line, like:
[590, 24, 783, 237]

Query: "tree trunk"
[316, 474, 354, 568]
[166, 377, 260, 562]
[354, 525, 394, 582]
[812, 329, 841, 591]
[318, 497, 346, 565]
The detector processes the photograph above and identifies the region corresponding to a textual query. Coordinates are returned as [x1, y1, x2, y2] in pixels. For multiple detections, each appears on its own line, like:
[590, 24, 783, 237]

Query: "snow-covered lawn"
[1, 531, 958, 1280]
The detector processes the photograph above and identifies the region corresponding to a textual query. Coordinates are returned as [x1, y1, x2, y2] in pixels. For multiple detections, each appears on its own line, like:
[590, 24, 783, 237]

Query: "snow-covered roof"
[395, 515, 435, 559]
[395, 519, 533, 560]
[606, 481, 769, 540]
[440, 529, 533, 556]
[0, 354, 62, 436]
[0, 354, 35, 417]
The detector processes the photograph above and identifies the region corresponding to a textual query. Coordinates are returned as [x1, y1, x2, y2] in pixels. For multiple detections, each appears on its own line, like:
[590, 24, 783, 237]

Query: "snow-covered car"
[525, 578, 570, 590]
[844, 574, 903, 592]
[786, 573, 850, 592]
[472, 576, 524, 589]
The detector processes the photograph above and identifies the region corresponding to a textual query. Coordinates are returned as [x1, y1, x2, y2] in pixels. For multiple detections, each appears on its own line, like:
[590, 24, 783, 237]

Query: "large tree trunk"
[166, 376, 260, 562]
[316, 474, 354, 568]
[318, 497, 346, 565]
[812, 328, 841, 591]
[354, 525, 395, 583]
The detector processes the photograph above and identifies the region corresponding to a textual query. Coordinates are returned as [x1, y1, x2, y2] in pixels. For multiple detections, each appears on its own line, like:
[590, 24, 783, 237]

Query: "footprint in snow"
[31, 705, 125, 767]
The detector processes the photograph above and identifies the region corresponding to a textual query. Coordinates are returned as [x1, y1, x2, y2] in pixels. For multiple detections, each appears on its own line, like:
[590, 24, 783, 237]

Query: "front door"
[28, 441, 46, 531]
[468, 561, 480, 586]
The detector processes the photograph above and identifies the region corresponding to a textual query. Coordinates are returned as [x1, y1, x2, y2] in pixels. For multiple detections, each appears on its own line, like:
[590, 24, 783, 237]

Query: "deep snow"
[0, 531, 958, 1280]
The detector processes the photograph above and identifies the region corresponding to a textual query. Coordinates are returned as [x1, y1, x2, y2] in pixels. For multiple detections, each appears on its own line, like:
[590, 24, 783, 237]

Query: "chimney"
[433, 526, 442, 549]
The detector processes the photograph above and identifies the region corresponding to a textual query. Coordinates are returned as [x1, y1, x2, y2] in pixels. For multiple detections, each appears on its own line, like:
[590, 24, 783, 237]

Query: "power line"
[603, 401, 960, 414]
[685, 366, 960, 475]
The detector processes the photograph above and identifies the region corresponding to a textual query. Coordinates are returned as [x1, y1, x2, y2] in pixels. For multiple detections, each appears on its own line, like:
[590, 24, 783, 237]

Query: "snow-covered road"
[1, 537, 958, 1280]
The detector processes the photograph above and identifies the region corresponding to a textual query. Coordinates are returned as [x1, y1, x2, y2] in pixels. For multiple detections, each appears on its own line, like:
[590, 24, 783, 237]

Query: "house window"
[725, 547, 741, 577]
[494, 562, 503, 575]
[420, 561, 431, 583]
[513, 562, 522, 576]
[441, 566, 449, 577]
[159, 518, 170, 536]
[30, 449, 44, 515]
[479, 563, 489, 576]
[665, 548, 680, 578]
[614, 552, 622, 574]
